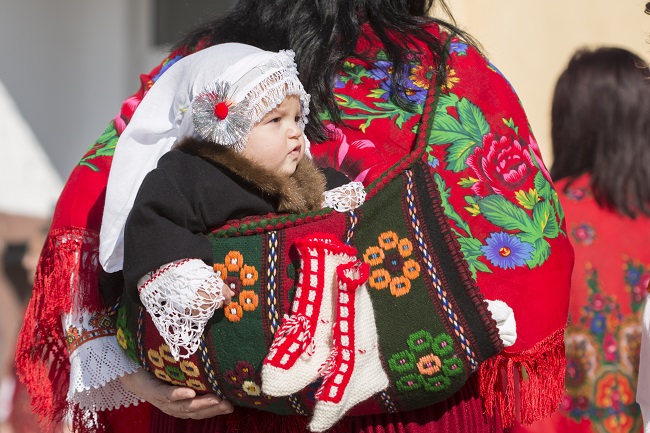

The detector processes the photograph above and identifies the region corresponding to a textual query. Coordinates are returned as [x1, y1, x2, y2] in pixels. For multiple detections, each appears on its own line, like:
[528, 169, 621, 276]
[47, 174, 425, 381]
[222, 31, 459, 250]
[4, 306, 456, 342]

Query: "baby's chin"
[280, 159, 302, 178]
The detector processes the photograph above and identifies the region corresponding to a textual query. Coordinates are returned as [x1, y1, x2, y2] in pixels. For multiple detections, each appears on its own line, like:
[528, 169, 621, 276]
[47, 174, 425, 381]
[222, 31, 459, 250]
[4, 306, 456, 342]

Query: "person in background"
[512, 47, 650, 433]
[15, 1, 573, 432]
[638, 9, 650, 433]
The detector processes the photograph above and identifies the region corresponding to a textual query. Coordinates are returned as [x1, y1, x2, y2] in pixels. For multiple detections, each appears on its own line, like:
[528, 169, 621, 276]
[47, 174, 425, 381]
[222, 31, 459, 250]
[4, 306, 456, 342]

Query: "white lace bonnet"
[100, 43, 311, 273]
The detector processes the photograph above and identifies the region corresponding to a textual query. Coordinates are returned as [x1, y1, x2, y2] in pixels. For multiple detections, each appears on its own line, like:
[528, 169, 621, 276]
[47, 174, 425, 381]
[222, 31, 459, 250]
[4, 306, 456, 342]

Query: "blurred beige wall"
[438, 0, 650, 166]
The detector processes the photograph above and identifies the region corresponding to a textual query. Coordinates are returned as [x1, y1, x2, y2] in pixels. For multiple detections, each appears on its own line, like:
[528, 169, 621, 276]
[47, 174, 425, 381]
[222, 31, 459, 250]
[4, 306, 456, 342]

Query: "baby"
[99, 43, 364, 361]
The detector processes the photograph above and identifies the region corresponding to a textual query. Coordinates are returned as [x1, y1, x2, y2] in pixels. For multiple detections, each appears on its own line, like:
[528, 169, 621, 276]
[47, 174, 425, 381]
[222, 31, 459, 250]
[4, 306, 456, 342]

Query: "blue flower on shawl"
[449, 41, 469, 56]
[334, 75, 348, 89]
[481, 232, 534, 269]
[152, 55, 183, 82]
[368, 61, 427, 104]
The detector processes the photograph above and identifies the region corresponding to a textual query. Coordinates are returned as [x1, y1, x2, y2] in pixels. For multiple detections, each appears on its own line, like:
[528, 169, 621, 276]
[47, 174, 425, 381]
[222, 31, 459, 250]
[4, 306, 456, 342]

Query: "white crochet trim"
[244, 50, 310, 128]
[322, 181, 367, 212]
[139, 258, 226, 360]
[64, 311, 143, 411]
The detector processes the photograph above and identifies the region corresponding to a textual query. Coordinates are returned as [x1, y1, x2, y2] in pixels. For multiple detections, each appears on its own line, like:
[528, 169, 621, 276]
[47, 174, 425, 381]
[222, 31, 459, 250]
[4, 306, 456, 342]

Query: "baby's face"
[242, 95, 305, 177]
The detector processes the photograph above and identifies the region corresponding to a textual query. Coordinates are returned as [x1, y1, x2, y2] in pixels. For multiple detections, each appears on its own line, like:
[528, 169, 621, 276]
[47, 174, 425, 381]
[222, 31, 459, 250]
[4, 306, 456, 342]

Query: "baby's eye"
[270, 117, 281, 123]
[294, 116, 301, 123]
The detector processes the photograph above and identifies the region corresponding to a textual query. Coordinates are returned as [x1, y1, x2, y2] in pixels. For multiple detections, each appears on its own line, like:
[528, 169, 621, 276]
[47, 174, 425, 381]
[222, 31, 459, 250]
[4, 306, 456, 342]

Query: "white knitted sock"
[309, 260, 389, 432]
[261, 235, 356, 397]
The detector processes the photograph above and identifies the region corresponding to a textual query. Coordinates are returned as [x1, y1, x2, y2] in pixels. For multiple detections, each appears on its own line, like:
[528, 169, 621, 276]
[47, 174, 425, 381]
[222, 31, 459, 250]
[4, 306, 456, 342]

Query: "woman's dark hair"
[550, 47, 650, 217]
[174, 0, 473, 141]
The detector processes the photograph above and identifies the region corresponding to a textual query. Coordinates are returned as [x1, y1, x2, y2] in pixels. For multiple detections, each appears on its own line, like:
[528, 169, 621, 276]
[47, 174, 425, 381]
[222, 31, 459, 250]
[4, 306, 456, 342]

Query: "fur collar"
[176, 137, 326, 213]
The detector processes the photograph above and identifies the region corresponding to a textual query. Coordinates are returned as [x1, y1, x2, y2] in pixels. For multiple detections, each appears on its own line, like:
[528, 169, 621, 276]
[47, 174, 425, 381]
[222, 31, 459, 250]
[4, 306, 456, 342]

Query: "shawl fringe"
[15, 227, 106, 431]
[478, 326, 566, 428]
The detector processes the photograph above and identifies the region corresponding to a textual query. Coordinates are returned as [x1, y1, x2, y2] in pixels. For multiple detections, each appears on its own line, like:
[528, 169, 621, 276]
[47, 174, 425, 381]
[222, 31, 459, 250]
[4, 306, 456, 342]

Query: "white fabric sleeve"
[485, 299, 517, 348]
[322, 181, 366, 212]
[138, 258, 226, 361]
[64, 310, 144, 411]
[637, 298, 650, 433]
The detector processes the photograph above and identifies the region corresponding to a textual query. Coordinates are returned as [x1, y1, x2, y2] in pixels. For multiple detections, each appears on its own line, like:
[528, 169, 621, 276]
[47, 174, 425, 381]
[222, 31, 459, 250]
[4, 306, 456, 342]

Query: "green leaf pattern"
[428, 90, 565, 276]
[78, 122, 119, 171]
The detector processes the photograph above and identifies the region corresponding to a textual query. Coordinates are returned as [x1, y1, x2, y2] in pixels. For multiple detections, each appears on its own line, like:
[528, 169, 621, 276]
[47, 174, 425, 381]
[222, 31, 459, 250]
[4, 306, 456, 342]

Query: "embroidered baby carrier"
[116, 72, 504, 420]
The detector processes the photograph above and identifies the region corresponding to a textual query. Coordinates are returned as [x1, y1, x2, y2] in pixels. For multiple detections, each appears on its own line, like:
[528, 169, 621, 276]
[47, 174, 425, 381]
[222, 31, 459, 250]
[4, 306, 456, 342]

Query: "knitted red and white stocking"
[261, 234, 357, 397]
[309, 260, 389, 432]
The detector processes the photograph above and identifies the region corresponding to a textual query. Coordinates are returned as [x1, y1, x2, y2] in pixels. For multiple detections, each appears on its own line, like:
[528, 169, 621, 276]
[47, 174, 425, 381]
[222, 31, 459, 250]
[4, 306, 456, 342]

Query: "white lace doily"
[322, 181, 366, 212]
[139, 258, 226, 360]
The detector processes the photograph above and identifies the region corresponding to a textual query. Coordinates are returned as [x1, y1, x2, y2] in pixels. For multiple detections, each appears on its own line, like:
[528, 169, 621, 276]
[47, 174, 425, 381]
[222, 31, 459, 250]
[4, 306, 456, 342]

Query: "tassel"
[479, 327, 566, 428]
[15, 227, 107, 431]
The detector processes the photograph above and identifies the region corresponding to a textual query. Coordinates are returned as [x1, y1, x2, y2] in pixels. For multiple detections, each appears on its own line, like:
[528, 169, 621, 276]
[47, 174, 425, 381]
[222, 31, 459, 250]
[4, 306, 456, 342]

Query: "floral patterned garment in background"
[511, 173, 650, 433]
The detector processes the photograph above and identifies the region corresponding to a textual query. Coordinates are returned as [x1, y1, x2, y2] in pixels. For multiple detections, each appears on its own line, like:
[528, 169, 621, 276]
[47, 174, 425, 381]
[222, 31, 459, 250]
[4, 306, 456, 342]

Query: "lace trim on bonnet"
[192, 50, 311, 153]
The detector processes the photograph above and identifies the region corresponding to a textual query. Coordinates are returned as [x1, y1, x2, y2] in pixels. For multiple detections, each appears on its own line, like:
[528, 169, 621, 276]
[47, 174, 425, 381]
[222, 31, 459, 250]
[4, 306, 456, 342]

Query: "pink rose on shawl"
[113, 94, 142, 136]
[311, 124, 382, 184]
[113, 116, 127, 136]
[466, 133, 536, 198]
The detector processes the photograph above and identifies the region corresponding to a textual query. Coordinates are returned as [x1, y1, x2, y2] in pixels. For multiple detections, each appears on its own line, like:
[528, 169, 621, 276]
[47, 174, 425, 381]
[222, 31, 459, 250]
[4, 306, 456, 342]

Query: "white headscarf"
[100, 43, 310, 272]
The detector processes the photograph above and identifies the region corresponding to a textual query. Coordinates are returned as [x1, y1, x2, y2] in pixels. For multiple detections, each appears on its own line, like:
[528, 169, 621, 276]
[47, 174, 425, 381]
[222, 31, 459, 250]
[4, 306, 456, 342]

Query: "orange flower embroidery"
[369, 269, 391, 290]
[363, 246, 385, 267]
[363, 231, 420, 297]
[225, 251, 244, 272]
[239, 290, 259, 312]
[390, 276, 411, 297]
[213, 263, 228, 279]
[398, 238, 413, 257]
[378, 231, 399, 249]
[224, 302, 243, 322]
[403, 259, 421, 280]
[214, 252, 260, 322]
[240, 265, 258, 286]
[416, 353, 442, 376]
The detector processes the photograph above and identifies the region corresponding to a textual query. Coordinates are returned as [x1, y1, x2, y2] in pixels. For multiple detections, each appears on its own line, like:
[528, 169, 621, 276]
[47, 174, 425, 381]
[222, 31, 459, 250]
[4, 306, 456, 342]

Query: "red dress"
[511, 173, 649, 433]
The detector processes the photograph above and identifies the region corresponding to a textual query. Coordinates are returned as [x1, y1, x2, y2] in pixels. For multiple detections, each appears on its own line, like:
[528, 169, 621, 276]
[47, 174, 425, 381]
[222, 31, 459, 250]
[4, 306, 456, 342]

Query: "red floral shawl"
[15, 24, 573, 432]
